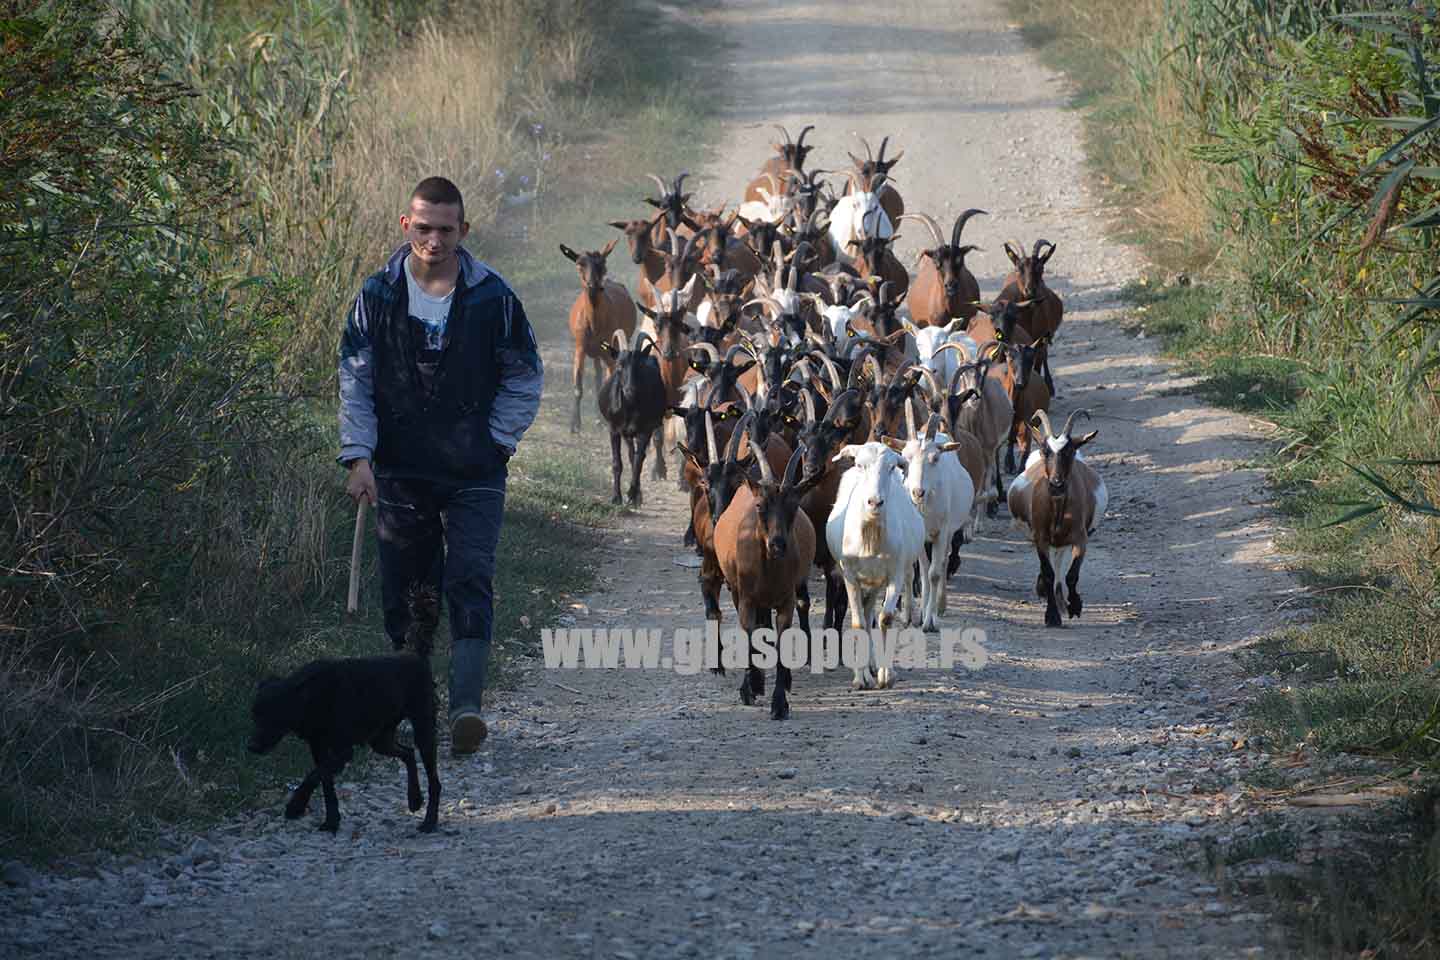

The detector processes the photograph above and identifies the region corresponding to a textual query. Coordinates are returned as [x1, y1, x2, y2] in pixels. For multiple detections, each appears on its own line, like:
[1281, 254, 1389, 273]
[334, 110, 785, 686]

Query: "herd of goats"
[560, 125, 1108, 720]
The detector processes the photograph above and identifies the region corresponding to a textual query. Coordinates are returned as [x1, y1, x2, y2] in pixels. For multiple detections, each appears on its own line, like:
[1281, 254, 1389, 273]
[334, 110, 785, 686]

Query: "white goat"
[888, 410, 975, 633]
[827, 173, 895, 269]
[903, 319, 976, 389]
[826, 441, 925, 689]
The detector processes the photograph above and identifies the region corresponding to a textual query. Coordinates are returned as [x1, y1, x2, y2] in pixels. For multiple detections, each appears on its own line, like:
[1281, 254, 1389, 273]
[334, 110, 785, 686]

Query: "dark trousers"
[374, 475, 506, 718]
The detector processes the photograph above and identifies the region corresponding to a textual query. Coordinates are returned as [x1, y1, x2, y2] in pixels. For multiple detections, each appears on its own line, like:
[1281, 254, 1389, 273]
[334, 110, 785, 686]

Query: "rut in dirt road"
[3, 1, 1304, 957]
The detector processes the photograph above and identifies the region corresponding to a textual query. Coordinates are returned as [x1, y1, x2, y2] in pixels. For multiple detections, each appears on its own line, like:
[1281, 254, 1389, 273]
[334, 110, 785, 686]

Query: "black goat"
[598, 328, 669, 507]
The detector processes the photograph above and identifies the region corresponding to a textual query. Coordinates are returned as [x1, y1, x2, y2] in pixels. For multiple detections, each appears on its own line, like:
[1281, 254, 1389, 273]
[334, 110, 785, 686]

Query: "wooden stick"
[347, 499, 368, 614]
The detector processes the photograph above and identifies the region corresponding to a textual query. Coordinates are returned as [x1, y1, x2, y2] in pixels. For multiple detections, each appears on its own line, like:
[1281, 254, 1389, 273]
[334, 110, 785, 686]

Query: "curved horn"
[931, 341, 974, 364]
[807, 349, 843, 390]
[748, 425, 775, 484]
[631, 330, 658, 356]
[876, 135, 891, 165]
[673, 171, 691, 196]
[951, 208, 987, 248]
[898, 212, 945, 247]
[772, 124, 793, 146]
[796, 125, 814, 151]
[722, 342, 751, 366]
[1062, 408, 1092, 437]
[646, 173, 669, 197]
[611, 328, 629, 351]
[782, 443, 806, 489]
[924, 411, 941, 444]
[1032, 238, 1051, 262]
[904, 389, 917, 440]
[704, 408, 720, 463]
[912, 366, 945, 406]
[735, 380, 754, 410]
[801, 386, 817, 424]
[858, 136, 874, 162]
[864, 352, 884, 388]
[1032, 409, 1056, 439]
[726, 411, 755, 462]
[688, 342, 722, 364]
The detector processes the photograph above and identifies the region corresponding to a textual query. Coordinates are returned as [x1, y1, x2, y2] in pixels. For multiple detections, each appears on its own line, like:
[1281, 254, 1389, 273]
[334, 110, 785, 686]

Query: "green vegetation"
[1010, 0, 1439, 952]
[1, 0, 723, 863]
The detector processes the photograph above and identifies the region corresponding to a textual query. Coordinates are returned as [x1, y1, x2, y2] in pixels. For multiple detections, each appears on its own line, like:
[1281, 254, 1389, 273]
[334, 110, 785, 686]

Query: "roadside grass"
[0, 0, 725, 866]
[1009, 0, 1440, 953]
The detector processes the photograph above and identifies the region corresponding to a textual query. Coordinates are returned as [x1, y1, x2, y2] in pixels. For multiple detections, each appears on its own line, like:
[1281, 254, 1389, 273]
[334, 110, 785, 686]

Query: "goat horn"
[925, 411, 941, 443]
[782, 443, 806, 489]
[726, 411, 755, 462]
[688, 342, 722, 364]
[1032, 238, 1051, 261]
[674, 171, 691, 195]
[1032, 409, 1056, 439]
[796, 125, 814, 149]
[611, 328, 629, 351]
[864, 352, 883, 389]
[930, 341, 973, 364]
[749, 425, 775, 484]
[809, 350, 842, 389]
[735, 380, 754, 410]
[898, 213, 944, 247]
[801, 386, 817, 424]
[951, 208, 987, 248]
[904, 389, 917, 440]
[631, 330, 657, 356]
[1062, 408, 1092, 437]
[646, 173, 668, 197]
[912, 366, 945, 407]
[704, 408, 720, 463]
[773, 124, 793, 146]
[722, 342, 750, 366]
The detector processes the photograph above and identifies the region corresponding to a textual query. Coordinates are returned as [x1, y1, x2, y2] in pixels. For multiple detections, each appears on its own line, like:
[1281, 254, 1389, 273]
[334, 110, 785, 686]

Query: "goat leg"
[1037, 550, 1062, 628]
[1065, 547, 1085, 619]
[317, 748, 350, 833]
[628, 434, 646, 507]
[649, 426, 667, 480]
[610, 431, 624, 505]
[750, 607, 771, 697]
[946, 528, 964, 580]
[571, 346, 585, 434]
[772, 604, 796, 721]
[737, 601, 759, 705]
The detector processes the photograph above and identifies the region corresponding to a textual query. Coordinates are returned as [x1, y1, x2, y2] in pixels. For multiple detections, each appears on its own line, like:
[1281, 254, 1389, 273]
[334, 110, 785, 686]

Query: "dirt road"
[3, 1, 1303, 956]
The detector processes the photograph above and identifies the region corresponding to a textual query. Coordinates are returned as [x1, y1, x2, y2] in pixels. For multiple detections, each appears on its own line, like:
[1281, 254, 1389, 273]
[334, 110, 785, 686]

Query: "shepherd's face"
[401, 198, 468, 269]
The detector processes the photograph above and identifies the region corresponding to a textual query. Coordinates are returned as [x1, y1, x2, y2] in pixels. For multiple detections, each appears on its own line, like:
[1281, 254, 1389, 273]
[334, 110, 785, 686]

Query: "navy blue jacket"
[338, 244, 543, 484]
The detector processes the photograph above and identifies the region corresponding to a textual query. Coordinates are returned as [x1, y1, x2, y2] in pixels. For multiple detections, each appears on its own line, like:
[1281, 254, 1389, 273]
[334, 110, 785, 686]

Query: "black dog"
[248, 587, 442, 833]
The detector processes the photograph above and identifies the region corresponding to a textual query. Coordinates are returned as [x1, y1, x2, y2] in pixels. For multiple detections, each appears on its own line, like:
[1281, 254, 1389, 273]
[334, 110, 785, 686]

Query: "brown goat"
[999, 239, 1064, 395]
[608, 213, 667, 311]
[1007, 409, 1105, 628]
[900, 209, 986, 327]
[744, 124, 816, 204]
[562, 240, 636, 434]
[845, 135, 905, 222]
[714, 424, 821, 720]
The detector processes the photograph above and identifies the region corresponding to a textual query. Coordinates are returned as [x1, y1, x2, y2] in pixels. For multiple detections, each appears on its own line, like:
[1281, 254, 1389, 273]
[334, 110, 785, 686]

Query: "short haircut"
[410, 176, 465, 223]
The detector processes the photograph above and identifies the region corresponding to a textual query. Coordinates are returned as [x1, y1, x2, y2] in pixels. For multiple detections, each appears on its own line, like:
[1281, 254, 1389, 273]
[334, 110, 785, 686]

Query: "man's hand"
[345, 458, 377, 507]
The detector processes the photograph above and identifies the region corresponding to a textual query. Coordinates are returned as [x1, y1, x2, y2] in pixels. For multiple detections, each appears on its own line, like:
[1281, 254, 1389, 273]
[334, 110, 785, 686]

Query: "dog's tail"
[403, 582, 441, 658]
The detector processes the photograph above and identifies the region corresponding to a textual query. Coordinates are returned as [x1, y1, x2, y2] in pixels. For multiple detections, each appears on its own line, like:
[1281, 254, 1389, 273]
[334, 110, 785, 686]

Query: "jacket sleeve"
[337, 289, 378, 464]
[490, 291, 544, 452]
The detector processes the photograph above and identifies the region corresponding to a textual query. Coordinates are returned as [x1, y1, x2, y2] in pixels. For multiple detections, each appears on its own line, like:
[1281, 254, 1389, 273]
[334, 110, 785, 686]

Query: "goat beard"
[858, 512, 886, 556]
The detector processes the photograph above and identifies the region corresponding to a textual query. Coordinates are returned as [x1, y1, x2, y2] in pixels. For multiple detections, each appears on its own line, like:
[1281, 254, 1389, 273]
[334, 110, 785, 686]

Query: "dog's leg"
[285, 769, 322, 820]
[370, 726, 421, 813]
[316, 744, 352, 834]
[413, 709, 441, 834]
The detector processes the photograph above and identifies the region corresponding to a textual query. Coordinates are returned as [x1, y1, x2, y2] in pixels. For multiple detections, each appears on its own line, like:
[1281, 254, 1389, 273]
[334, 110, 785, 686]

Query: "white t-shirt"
[405, 255, 455, 350]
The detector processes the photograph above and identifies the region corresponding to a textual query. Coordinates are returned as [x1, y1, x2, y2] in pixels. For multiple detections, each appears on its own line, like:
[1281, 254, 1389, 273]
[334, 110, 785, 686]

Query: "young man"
[337, 176, 543, 755]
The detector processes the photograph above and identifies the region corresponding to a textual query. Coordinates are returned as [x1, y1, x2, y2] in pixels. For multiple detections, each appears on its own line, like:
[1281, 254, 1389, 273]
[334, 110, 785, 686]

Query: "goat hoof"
[877, 668, 895, 689]
[985, 502, 999, 519]
[770, 698, 790, 721]
[284, 797, 308, 819]
[418, 818, 438, 834]
[751, 673, 765, 696]
[611, 494, 623, 506]
[1045, 610, 1063, 628]
[319, 819, 340, 834]
[739, 684, 756, 707]
[1068, 597, 1083, 618]
[408, 790, 423, 813]
[710, 666, 726, 677]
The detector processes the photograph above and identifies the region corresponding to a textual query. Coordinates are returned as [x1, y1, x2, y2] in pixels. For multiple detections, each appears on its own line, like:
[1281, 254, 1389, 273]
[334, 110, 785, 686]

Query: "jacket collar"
[383, 243, 492, 290]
